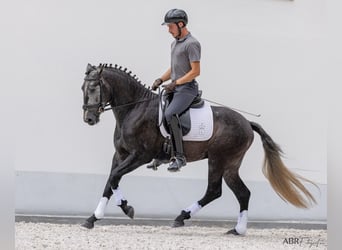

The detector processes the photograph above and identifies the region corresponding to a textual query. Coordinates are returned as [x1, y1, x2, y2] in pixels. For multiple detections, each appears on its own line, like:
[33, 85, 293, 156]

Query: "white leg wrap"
[112, 187, 125, 206]
[235, 210, 248, 235]
[185, 202, 202, 216]
[94, 197, 109, 219]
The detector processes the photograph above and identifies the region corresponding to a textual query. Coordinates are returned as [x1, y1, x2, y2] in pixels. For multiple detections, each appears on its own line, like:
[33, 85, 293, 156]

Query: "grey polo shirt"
[170, 33, 201, 81]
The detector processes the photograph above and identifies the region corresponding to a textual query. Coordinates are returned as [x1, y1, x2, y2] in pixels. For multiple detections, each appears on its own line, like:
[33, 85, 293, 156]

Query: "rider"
[152, 9, 201, 172]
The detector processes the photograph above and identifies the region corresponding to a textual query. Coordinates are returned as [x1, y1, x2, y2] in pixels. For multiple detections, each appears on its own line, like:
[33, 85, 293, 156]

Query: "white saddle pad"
[159, 101, 214, 141]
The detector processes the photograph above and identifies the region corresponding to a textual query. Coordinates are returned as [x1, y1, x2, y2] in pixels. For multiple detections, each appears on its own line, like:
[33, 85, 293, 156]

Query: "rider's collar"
[176, 32, 191, 42]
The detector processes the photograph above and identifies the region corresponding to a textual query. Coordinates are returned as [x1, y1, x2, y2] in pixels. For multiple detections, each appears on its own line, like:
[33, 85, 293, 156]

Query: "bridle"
[82, 70, 157, 114]
[82, 76, 112, 114]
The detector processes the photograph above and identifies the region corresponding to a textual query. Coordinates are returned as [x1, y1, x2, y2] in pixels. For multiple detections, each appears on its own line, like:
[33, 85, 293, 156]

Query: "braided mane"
[98, 63, 153, 93]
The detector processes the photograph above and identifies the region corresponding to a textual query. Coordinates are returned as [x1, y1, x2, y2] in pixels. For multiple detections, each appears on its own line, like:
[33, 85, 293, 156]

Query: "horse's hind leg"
[172, 159, 223, 227]
[223, 165, 251, 235]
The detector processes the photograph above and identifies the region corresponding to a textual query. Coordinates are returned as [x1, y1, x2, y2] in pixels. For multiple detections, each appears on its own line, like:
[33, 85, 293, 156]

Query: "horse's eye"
[88, 87, 96, 93]
[88, 83, 98, 92]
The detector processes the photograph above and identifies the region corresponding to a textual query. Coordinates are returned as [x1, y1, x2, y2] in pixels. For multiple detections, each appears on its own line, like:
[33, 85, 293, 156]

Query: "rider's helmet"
[162, 9, 188, 26]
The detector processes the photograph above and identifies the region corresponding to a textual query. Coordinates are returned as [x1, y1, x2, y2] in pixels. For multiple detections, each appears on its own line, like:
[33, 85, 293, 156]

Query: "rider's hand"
[151, 78, 163, 91]
[163, 80, 177, 92]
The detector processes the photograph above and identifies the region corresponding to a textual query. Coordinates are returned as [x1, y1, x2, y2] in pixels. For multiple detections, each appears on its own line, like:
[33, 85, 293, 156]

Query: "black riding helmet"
[162, 9, 188, 26]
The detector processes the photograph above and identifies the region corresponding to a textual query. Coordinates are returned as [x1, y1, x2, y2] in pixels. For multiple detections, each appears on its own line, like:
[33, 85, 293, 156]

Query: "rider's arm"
[160, 68, 171, 82]
[175, 61, 200, 85]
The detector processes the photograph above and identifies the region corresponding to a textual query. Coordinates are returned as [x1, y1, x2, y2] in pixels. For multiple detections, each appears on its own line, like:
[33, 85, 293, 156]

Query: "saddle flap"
[162, 109, 191, 135]
[159, 101, 214, 142]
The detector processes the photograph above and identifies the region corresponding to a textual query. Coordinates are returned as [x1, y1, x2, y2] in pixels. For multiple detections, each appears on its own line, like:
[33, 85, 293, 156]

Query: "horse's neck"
[112, 92, 158, 128]
[103, 69, 156, 123]
[104, 71, 145, 106]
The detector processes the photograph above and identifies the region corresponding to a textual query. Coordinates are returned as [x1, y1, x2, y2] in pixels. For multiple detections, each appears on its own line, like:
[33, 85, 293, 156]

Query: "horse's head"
[82, 64, 111, 125]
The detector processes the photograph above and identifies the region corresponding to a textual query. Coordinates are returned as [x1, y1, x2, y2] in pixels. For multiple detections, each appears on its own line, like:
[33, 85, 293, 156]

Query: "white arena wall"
[6, 0, 326, 222]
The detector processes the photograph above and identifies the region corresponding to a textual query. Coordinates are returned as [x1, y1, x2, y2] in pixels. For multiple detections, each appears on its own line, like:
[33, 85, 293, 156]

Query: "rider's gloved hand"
[163, 80, 177, 92]
[151, 78, 163, 91]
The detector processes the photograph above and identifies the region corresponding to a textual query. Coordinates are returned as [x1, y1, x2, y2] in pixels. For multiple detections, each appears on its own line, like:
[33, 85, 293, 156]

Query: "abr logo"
[283, 237, 300, 245]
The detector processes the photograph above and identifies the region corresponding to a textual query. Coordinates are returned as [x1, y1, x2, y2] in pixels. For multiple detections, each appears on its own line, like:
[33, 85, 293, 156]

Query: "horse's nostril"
[84, 116, 94, 124]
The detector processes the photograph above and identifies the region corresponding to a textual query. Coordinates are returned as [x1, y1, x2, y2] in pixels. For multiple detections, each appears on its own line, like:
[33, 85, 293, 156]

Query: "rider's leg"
[164, 91, 196, 171]
[167, 115, 186, 171]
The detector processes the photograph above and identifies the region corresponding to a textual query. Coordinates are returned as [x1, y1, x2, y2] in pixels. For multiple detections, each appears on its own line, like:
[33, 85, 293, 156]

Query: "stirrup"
[167, 156, 186, 172]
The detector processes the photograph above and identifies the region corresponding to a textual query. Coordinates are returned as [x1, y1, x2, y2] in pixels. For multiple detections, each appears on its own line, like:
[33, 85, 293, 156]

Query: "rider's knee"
[165, 110, 177, 124]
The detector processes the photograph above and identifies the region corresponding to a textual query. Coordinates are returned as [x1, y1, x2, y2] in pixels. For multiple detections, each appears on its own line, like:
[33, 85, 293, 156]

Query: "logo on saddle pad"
[159, 101, 214, 141]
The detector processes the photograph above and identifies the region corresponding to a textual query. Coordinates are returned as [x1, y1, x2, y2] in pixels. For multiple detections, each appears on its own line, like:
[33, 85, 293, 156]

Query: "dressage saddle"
[162, 90, 204, 136]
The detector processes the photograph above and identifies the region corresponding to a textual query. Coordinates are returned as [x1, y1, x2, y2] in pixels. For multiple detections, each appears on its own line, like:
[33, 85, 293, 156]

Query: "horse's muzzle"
[83, 110, 99, 125]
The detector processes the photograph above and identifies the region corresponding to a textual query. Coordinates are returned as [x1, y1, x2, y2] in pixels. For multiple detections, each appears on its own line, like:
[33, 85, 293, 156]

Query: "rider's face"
[167, 23, 179, 38]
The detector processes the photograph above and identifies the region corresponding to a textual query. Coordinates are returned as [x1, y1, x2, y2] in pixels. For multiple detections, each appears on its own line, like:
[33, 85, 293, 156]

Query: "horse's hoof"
[126, 206, 134, 219]
[119, 200, 135, 219]
[172, 220, 184, 228]
[81, 221, 94, 229]
[146, 163, 158, 171]
[146, 164, 158, 171]
[226, 228, 240, 235]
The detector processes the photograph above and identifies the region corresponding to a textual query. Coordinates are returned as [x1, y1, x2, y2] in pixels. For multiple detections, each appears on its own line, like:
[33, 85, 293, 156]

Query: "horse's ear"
[85, 63, 94, 75]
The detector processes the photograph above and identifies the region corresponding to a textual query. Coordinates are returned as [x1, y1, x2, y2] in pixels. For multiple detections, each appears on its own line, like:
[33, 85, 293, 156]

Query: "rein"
[103, 97, 157, 111]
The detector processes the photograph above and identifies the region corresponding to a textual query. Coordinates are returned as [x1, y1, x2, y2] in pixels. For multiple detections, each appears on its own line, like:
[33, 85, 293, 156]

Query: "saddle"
[162, 90, 204, 135]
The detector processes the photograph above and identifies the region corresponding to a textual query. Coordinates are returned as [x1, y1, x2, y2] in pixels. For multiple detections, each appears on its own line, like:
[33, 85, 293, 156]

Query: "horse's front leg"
[81, 178, 114, 229]
[82, 152, 150, 229]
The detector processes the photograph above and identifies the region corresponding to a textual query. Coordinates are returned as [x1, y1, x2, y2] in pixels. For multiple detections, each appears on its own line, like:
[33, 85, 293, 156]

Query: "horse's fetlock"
[119, 199, 127, 207]
[118, 199, 128, 212]
[87, 214, 98, 223]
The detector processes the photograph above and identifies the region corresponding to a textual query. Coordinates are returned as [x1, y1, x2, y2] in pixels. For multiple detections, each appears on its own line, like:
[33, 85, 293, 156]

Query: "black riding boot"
[167, 115, 186, 172]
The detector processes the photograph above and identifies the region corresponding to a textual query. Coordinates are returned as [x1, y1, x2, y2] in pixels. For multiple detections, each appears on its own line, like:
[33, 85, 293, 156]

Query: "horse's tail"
[250, 121, 317, 208]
